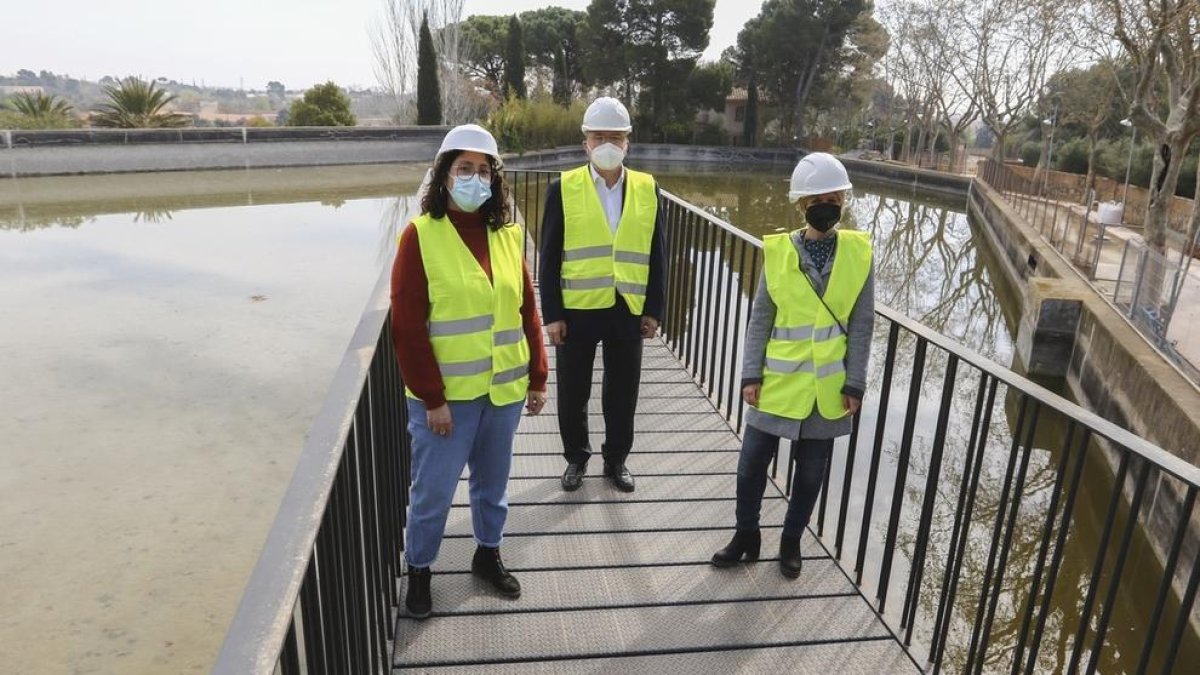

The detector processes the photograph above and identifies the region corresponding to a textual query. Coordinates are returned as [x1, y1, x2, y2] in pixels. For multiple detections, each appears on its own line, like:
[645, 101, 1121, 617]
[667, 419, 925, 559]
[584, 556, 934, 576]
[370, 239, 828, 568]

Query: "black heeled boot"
[405, 566, 432, 619]
[711, 529, 761, 567]
[472, 545, 522, 598]
[779, 533, 802, 579]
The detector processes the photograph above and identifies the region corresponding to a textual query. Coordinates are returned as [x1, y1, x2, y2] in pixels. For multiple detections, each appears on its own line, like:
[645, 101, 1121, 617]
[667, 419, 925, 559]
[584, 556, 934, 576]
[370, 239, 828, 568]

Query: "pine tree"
[417, 11, 442, 125]
[504, 15, 527, 100]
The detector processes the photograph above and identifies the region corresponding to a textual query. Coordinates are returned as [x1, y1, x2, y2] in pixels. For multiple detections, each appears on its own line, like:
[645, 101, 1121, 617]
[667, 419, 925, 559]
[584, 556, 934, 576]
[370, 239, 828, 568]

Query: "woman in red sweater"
[390, 125, 548, 619]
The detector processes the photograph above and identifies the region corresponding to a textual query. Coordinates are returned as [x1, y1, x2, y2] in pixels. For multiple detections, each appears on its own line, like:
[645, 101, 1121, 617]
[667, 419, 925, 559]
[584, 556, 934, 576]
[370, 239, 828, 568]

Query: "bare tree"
[1094, 0, 1200, 254]
[881, 2, 982, 171]
[944, 0, 1072, 161]
[370, 0, 485, 125]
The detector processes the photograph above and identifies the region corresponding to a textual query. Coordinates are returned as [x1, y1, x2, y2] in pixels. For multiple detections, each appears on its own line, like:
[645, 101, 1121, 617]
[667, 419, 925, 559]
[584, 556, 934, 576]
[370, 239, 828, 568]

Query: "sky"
[2, 0, 763, 90]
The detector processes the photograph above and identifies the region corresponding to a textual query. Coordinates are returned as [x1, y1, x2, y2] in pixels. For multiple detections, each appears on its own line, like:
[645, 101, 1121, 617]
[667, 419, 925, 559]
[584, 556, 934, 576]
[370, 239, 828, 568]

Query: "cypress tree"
[417, 11, 442, 125]
[504, 15, 527, 100]
[743, 70, 758, 147]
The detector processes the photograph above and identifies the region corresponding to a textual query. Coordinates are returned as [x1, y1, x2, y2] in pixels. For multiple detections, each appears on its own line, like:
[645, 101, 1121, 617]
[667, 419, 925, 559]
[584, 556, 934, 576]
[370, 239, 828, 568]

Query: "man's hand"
[546, 320, 567, 345]
[742, 383, 761, 407]
[426, 403, 453, 437]
[844, 395, 861, 416]
[640, 316, 659, 339]
[526, 389, 548, 416]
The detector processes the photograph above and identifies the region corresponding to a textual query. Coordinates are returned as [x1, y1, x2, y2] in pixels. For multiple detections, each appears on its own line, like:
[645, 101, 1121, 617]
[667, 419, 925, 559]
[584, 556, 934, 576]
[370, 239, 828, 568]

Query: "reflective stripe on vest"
[756, 230, 871, 421]
[405, 213, 531, 405]
[560, 165, 658, 315]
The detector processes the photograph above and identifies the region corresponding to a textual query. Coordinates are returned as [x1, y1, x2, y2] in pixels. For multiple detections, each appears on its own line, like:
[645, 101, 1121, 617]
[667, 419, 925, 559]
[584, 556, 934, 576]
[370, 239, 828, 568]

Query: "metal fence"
[213, 261, 413, 674]
[214, 169, 1200, 674]
[635, 170, 1200, 674]
[978, 158, 1200, 382]
[977, 158, 1114, 282]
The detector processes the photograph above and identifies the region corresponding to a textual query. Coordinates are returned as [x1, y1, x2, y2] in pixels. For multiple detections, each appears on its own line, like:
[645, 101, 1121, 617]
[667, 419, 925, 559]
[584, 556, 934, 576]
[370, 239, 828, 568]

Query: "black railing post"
[1086, 459, 1151, 673]
[877, 337, 927, 612]
[855, 322, 901, 585]
[902, 354, 958, 644]
[1136, 485, 1197, 674]
[930, 373, 998, 673]
[834, 410, 863, 559]
[1024, 430, 1093, 674]
[976, 401, 1040, 669]
[1066, 451, 1131, 675]
[965, 394, 1031, 672]
[1009, 422, 1078, 675]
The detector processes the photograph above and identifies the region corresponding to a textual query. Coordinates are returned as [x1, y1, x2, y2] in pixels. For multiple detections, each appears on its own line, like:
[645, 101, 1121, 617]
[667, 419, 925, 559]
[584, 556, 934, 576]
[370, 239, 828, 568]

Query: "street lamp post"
[1120, 117, 1137, 219]
[1042, 105, 1058, 196]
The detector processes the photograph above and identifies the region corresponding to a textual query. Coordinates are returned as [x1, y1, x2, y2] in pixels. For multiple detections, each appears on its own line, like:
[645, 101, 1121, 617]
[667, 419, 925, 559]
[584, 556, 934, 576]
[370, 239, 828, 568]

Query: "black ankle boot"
[779, 534, 802, 579]
[472, 545, 521, 598]
[405, 566, 432, 619]
[711, 529, 761, 567]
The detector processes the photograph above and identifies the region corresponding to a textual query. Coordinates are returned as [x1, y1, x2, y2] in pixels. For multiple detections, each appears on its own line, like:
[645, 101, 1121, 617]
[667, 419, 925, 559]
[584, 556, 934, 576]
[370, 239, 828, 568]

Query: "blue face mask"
[449, 174, 492, 213]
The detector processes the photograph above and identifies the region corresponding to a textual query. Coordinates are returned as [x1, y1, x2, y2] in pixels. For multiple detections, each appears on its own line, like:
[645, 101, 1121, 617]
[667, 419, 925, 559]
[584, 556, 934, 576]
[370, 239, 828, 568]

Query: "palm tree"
[9, 91, 74, 121]
[91, 77, 190, 128]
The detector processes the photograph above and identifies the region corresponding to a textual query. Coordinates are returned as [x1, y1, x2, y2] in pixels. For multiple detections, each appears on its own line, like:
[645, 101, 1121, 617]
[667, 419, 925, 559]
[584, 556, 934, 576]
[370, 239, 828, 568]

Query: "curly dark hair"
[420, 149, 512, 230]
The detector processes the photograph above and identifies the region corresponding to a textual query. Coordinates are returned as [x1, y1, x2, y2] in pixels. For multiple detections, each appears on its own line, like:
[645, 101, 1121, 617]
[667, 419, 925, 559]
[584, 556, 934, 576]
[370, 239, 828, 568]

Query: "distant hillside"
[0, 70, 401, 126]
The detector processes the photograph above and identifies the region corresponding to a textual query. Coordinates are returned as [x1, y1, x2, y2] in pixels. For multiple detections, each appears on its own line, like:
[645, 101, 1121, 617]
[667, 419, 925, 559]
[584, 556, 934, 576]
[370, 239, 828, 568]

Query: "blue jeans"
[735, 425, 834, 538]
[404, 396, 523, 569]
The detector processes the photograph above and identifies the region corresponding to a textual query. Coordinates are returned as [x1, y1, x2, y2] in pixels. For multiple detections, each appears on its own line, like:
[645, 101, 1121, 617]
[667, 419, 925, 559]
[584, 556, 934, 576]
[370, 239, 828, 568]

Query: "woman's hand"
[546, 320, 567, 345]
[640, 316, 659, 339]
[843, 395, 861, 416]
[427, 404, 453, 437]
[742, 383, 761, 407]
[526, 389, 548, 416]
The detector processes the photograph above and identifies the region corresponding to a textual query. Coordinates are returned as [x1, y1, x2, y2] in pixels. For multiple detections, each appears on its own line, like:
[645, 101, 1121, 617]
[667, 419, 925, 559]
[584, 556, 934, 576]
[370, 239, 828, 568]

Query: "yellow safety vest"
[757, 230, 872, 421]
[404, 213, 530, 405]
[559, 165, 658, 315]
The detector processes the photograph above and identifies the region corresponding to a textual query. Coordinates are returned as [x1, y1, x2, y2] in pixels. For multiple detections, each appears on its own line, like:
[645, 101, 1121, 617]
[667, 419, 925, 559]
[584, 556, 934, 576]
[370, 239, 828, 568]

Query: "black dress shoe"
[561, 462, 587, 491]
[711, 529, 761, 567]
[779, 533, 802, 579]
[471, 545, 521, 598]
[604, 463, 635, 492]
[405, 566, 432, 619]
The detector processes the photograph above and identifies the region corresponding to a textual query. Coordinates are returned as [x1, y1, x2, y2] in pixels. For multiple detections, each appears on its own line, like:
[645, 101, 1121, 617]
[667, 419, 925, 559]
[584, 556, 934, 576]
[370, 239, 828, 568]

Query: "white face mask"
[589, 142, 626, 171]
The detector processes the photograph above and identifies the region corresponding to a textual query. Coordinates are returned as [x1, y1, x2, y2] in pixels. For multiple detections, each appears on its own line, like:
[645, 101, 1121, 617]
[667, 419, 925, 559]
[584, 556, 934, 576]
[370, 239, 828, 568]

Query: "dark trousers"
[556, 336, 643, 466]
[735, 425, 834, 538]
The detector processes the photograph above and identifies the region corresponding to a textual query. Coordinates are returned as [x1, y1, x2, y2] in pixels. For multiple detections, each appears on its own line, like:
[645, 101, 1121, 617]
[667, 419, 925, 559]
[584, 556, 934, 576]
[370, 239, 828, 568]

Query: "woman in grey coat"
[711, 153, 875, 578]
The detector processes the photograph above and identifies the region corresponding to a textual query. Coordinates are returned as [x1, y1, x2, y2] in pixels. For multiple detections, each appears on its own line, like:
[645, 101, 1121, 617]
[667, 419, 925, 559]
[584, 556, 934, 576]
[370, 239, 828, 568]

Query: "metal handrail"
[216, 168, 1200, 675]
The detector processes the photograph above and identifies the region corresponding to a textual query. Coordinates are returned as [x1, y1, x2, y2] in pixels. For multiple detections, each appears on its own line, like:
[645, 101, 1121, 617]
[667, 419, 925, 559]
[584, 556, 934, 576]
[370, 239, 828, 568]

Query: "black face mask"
[805, 203, 842, 232]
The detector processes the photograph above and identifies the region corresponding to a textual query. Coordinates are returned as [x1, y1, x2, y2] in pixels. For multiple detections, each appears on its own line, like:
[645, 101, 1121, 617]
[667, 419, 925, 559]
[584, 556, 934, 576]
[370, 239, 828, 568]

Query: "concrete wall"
[1, 126, 451, 177]
[840, 157, 973, 201]
[969, 180, 1200, 611]
[503, 144, 800, 171]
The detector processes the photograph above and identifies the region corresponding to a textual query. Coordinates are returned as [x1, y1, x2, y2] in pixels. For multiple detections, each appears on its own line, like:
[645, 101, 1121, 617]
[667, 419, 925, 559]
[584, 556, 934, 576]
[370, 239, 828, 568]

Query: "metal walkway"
[391, 339, 919, 673]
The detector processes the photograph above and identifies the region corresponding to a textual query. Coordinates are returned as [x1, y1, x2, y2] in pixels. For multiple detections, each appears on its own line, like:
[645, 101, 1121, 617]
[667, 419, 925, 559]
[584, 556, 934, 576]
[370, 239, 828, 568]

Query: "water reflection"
[0, 164, 423, 674]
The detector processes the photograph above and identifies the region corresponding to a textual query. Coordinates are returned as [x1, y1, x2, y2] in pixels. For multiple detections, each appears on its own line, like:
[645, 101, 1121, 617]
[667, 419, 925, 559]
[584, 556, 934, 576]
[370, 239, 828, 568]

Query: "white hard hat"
[581, 96, 632, 133]
[436, 124, 502, 167]
[788, 152, 853, 202]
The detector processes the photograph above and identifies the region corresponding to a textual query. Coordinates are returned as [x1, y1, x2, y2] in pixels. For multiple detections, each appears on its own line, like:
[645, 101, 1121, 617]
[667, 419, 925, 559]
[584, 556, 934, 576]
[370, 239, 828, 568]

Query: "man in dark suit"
[538, 97, 668, 493]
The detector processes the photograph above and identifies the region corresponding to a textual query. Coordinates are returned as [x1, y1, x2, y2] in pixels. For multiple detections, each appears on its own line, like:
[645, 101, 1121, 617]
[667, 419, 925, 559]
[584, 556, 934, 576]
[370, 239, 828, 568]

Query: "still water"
[0, 165, 423, 674]
[647, 164, 1198, 674]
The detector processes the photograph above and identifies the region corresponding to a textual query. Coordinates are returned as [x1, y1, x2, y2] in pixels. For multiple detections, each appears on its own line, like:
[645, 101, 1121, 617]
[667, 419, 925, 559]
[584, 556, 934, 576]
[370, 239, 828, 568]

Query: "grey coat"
[742, 228, 876, 440]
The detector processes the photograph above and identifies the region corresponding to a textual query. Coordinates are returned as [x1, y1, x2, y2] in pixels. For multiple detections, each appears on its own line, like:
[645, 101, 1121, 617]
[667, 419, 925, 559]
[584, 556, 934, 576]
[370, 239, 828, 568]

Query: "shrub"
[288, 81, 356, 127]
[486, 96, 586, 153]
[693, 121, 726, 146]
[1054, 138, 1090, 175]
[1020, 141, 1042, 167]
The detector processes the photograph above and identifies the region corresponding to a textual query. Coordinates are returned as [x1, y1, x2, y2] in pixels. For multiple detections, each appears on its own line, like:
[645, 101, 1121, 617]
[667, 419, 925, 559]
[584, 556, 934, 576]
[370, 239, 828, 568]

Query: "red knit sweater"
[390, 210, 548, 408]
